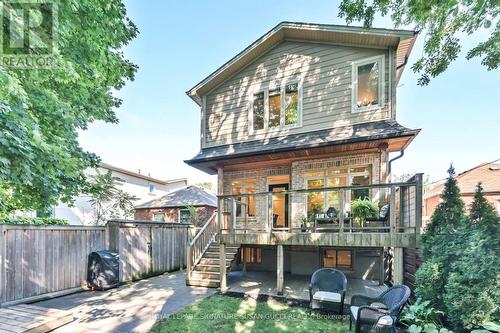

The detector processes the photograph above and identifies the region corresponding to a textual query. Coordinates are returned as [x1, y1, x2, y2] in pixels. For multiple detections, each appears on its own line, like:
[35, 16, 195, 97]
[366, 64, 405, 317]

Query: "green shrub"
[351, 198, 378, 224]
[416, 259, 445, 308]
[401, 298, 445, 327]
[0, 217, 69, 225]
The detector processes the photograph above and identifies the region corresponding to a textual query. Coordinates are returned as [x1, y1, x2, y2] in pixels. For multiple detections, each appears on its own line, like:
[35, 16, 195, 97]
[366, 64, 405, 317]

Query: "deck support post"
[242, 247, 247, 275]
[219, 242, 227, 292]
[277, 244, 284, 295]
[393, 247, 403, 285]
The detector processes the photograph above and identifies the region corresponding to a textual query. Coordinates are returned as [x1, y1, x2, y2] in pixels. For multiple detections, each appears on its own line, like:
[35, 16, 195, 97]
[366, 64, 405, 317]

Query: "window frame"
[178, 208, 191, 224]
[152, 212, 165, 222]
[241, 247, 262, 264]
[321, 248, 353, 270]
[248, 79, 303, 134]
[305, 166, 372, 216]
[231, 178, 257, 218]
[351, 55, 385, 113]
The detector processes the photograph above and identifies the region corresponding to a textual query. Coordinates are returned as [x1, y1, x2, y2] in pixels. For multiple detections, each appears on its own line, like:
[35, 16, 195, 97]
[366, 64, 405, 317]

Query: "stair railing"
[187, 212, 218, 280]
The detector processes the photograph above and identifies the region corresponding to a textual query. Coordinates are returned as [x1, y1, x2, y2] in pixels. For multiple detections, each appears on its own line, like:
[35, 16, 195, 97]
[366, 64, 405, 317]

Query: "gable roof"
[99, 162, 187, 186]
[135, 186, 217, 209]
[187, 21, 418, 105]
[425, 160, 500, 198]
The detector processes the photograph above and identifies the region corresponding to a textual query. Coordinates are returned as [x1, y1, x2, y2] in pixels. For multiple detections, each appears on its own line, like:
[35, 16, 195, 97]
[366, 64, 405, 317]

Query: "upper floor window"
[250, 81, 301, 132]
[352, 56, 384, 113]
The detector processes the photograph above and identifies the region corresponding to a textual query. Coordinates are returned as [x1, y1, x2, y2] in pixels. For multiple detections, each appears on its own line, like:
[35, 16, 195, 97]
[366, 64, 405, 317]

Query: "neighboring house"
[184, 22, 424, 290]
[424, 160, 500, 218]
[134, 186, 217, 225]
[54, 163, 187, 225]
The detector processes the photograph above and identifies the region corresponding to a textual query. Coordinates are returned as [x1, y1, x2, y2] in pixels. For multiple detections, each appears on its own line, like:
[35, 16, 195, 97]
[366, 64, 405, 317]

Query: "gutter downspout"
[388, 150, 405, 182]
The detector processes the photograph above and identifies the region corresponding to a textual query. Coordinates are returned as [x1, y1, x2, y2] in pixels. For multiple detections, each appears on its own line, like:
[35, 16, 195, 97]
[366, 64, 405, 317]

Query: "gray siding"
[204, 41, 393, 147]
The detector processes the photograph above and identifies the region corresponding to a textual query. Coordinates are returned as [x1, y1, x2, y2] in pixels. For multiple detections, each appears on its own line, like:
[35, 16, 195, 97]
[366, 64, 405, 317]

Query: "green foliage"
[338, 0, 499, 85]
[0, 1, 138, 215]
[184, 205, 200, 225]
[401, 298, 445, 329]
[0, 217, 68, 225]
[351, 198, 378, 224]
[416, 168, 500, 332]
[194, 182, 213, 192]
[88, 171, 138, 225]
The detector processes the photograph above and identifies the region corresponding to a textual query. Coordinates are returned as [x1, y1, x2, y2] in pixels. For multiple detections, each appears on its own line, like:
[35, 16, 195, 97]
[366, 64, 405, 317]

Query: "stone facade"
[222, 152, 387, 230]
[134, 206, 217, 227]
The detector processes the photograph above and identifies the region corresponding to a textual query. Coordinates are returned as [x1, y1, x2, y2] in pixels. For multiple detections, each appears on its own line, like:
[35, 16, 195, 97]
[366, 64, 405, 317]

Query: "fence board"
[0, 221, 193, 306]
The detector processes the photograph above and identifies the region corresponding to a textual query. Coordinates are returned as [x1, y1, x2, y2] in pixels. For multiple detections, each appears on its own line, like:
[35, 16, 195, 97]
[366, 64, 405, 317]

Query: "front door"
[269, 184, 289, 229]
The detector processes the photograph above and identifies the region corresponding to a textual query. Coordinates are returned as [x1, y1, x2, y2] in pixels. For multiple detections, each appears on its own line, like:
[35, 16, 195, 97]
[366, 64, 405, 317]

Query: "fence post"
[0, 225, 5, 306]
[107, 221, 120, 253]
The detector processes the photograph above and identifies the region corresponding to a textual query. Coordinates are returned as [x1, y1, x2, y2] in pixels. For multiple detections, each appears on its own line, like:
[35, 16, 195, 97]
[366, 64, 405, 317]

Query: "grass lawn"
[151, 294, 351, 333]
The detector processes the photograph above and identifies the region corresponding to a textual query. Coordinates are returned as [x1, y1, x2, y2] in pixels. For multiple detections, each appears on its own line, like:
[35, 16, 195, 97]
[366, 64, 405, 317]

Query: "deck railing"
[217, 174, 423, 236]
[186, 212, 217, 279]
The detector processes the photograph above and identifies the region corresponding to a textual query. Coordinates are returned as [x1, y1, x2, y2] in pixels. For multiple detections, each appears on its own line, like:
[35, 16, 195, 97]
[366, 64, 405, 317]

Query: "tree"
[443, 184, 500, 331]
[416, 165, 467, 313]
[195, 182, 214, 192]
[0, 1, 138, 216]
[87, 171, 138, 225]
[338, 0, 499, 85]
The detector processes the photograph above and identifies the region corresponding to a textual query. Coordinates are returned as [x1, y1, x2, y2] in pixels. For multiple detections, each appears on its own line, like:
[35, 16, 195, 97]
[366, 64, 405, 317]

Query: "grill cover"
[87, 250, 119, 290]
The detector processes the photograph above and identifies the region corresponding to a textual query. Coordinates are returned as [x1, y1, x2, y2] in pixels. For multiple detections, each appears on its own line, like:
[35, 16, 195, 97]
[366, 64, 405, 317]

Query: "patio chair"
[349, 284, 411, 333]
[365, 204, 390, 226]
[308, 268, 347, 314]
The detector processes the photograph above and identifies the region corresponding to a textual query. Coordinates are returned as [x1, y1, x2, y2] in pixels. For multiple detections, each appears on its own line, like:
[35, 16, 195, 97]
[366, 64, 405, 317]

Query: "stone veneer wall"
[222, 152, 384, 230]
[223, 166, 290, 230]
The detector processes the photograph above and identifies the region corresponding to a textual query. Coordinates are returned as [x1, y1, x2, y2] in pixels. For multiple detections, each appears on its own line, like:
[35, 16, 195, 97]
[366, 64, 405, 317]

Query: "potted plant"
[351, 198, 378, 227]
[300, 215, 314, 232]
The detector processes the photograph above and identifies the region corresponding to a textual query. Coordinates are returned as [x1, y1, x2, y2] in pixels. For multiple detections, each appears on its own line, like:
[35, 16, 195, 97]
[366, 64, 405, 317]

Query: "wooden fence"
[0, 221, 195, 307]
[403, 247, 423, 293]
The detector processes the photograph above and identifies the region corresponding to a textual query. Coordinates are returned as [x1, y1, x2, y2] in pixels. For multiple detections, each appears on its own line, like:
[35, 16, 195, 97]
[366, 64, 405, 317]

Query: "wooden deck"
[227, 271, 387, 304]
[0, 305, 73, 333]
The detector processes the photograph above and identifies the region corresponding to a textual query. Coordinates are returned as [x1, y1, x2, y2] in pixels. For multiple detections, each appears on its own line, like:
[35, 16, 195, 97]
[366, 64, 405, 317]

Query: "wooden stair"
[186, 241, 240, 288]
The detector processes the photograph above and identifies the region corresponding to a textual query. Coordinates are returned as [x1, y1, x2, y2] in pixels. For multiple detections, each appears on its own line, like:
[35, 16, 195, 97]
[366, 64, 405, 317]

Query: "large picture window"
[250, 80, 301, 132]
[305, 166, 371, 216]
[352, 56, 384, 112]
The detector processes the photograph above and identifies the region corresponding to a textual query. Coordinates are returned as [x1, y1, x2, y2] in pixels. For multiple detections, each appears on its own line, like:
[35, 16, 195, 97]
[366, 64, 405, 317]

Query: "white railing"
[186, 212, 218, 279]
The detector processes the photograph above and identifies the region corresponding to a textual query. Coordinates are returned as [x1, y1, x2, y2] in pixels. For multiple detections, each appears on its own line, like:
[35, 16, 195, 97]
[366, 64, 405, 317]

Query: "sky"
[78, 0, 500, 188]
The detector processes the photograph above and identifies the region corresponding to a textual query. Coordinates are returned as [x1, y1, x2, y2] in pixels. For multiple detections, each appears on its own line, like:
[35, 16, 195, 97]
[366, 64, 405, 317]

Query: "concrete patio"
[227, 271, 387, 303]
[34, 271, 216, 333]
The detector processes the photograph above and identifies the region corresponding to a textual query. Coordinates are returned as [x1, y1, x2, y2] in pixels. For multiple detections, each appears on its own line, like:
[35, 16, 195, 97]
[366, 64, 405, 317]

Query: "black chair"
[308, 268, 347, 314]
[349, 285, 411, 333]
[365, 204, 390, 226]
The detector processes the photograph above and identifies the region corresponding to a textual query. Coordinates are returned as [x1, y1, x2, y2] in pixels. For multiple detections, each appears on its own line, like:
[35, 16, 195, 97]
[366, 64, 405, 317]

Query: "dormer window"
[352, 56, 384, 112]
[250, 80, 302, 133]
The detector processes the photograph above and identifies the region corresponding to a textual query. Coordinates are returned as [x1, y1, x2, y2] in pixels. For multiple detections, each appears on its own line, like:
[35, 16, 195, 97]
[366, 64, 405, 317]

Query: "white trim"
[388, 49, 393, 119]
[201, 95, 207, 148]
[248, 78, 303, 135]
[351, 55, 385, 114]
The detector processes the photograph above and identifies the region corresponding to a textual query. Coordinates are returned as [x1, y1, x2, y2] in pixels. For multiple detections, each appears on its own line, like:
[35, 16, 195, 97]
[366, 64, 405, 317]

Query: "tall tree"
[416, 165, 467, 312]
[444, 183, 500, 331]
[0, 1, 138, 216]
[338, 0, 499, 85]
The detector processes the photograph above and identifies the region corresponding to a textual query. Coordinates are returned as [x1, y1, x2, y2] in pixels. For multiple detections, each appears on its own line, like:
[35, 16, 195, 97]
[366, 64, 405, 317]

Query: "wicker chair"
[308, 268, 347, 314]
[349, 285, 411, 333]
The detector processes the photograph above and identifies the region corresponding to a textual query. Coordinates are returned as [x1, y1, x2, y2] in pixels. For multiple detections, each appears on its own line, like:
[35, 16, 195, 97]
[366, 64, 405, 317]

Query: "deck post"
[389, 185, 396, 233]
[242, 247, 247, 275]
[415, 173, 423, 235]
[217, 167, 224, 235]
[276, 244, 284, 295]
[393, 247, 403, 285]
[186, 245, 192, 280]
[339, 189, 345, 233]
[219, 242, 227, 292]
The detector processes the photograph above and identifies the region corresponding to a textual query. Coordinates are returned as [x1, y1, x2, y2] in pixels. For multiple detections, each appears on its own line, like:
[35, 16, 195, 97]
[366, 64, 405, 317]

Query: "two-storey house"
[184, 22, 423, 298]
